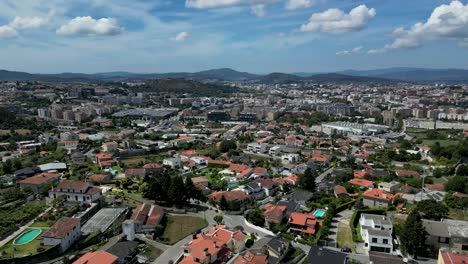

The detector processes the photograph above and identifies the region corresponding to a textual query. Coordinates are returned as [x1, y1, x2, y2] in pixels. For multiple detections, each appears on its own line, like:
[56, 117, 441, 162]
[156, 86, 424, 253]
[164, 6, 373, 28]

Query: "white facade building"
[360, 213, 393, 254]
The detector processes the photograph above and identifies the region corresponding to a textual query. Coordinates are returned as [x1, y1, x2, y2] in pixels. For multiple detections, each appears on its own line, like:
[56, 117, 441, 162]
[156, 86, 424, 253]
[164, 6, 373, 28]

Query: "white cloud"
[251, 4, 266, 17]
[286, 0, 315, 10]
[300, 5, 376, 33]
[171, 31, 189, 42]
[186, 0, 274, 9]
[9, 11, 54, 29]
[336, 46, 363, 55]
[57, 16, 123, 36]
[369, 1, 468, 54]
[0, 25, 17, 39]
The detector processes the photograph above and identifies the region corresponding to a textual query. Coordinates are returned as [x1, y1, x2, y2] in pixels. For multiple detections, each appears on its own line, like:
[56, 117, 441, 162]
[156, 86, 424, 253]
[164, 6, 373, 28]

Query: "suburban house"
[87, 174, 112, 184]
[348, 178, 374, 189]
[247, 143, 267, 153]
[42, 217, 81, 252]
[49, 180, 102, 203]
[242, 182, 264, 199]
[191, 176, 210, 189]
[57, 140, 79, 151]
[18, 173, 61, 194]
[232, 251, 268, 264]
[395, 169, 420, 177]
[263, 204, 287, 226]
[208, 190, 250, 207]
[95, 153, 117, 170]
[143, 163, 165, 175]
[71, 152, 86, 165]
[362, 189, 394, 208]
[288, 212, 318, 236]
[163, 156, 182, 169]
[73, 251, 118, 264]
[378, 181, 401, 193]
[423, 219, 468, 254]
[129, 203, 164, 233]
[255, 178, 279, 196]
[180, 225, 246, 264]
[250, 236, 291, 264]
[359, 214, 393, 254]
[333, 185, 349, 198]
[102, 141, 119, 152]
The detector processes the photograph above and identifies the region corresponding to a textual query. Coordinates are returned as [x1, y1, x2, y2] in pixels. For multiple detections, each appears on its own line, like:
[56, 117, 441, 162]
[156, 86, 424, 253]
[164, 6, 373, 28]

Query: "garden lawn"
[0, 229, 51, 259]
[422, 140, 459, 148]
[449, 209, 468, 221]
[337, 222, 354, 250]
[159, 215, 208, 245]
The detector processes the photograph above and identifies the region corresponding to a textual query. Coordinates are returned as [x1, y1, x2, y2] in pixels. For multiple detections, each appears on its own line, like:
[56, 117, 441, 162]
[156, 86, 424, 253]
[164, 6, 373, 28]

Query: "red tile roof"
[348, 178, 374, 187]
[18, 173, 60, 185]
[440, 250, 468, 264]
[42, 217, 80, 239]
[73, 251, 118, 264]
[453, 192, 468, 198]
[425, 183, 445, 192]
[334, 185, 348, 196]
[395, 170, 420, 177]
[56, 180, 89, 192]
[233, 251, 268, 264]
[143, 163, 163, 169]
[229, 163, 250, 172]
[88, 174, 108, 183]
[363, 189, 394, 201]
[209, 190, 249, 202]
[288, 212, 317, 234]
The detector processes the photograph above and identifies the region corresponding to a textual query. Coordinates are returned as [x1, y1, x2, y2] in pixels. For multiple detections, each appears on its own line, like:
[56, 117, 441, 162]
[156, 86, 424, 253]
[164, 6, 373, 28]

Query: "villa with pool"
[41, 217, 81, 252]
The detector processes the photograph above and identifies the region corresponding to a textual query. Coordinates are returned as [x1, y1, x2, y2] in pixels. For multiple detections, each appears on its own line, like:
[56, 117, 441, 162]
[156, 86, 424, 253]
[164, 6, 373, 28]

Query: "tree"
[415, 200, 449, 221]
[219, 195, 229, 211]
[445, 176, 468, 194]
[298, 167, 316, 192]
[154, 224, 165, 237]
[214, 215, 224, 225]
[246, 209, 265, 227]
[219, 140, 237, 153]
[400, 211, 427, 259]
[168, 176, 187, 208]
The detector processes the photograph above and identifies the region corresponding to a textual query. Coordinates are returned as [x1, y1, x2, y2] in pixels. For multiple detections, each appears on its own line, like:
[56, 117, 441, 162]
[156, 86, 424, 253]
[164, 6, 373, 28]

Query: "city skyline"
[1, 0, 468, 73]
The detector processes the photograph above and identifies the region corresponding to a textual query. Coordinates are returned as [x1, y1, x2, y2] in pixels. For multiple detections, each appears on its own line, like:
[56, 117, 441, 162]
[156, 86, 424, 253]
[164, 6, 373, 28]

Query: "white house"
[247, 143, 267, 154]
[378, 181, 401, 193]
[281, 154, 300, 164]
[162, 156, 182, 169]
[360, 213, 393, 254]
[269, 146, 282, 156]
[42, 217, 81, 252]
[49, 180, 102, 203]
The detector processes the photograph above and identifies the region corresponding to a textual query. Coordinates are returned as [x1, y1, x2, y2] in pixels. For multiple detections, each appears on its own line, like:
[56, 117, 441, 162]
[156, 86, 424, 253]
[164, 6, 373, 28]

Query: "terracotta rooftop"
[18, 173, 60, 185]
[42, 217, 80, 239]
[73, 250, 118, 264]
[363, 188, 394, 201]
[348, 178, 374, 187]
[56, 180, 89, 192]
[209, 190, 249, 202]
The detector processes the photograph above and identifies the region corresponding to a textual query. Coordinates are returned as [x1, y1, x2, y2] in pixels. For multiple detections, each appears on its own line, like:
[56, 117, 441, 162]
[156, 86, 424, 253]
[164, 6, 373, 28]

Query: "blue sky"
[0, 0, 467, 73]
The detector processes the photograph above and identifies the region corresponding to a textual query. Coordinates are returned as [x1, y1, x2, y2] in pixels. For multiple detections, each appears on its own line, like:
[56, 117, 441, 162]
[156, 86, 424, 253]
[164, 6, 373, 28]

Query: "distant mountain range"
[1, 67, 467, 83]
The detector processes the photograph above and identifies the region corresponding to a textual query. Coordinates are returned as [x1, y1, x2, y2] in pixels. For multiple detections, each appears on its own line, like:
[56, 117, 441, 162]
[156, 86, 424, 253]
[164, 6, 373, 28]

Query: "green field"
[337, 222, 354, 250]
[159, 215, 208, 245]
[422, 140, 459, 147]
[0, 129, 31, 136]
[0, 228, 52, 259]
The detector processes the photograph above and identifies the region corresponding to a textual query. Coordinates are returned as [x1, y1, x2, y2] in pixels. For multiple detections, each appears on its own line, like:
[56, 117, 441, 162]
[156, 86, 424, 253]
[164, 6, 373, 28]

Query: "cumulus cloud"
[369, 1, 468, 54]
[185, 0, 274, 9]
[251, 4, 266, 17]
[336, 46, 363, 55]
[9, 11, 54, 29]
[0, 25, 17, 39]
[57, 16, 123, 36]
[286, 0, 315, 10]
[300, 5, 376, 33]
[171, 31, 189, 42]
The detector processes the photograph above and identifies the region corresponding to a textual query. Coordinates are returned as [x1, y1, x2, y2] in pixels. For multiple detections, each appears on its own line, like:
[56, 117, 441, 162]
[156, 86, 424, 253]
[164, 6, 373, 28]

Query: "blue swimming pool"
[313, 209, 326, 218]
[14, 228, 42, 245]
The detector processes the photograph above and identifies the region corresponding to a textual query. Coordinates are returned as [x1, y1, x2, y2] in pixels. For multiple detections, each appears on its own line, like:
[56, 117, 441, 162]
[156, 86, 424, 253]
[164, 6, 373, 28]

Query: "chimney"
[383, 191, 387, 199]
[213, 241, 218, 248]
[204, 248, 209, 256]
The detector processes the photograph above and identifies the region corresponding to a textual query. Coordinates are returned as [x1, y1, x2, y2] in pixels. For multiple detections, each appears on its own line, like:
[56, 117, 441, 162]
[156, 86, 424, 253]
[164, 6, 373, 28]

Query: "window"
[372, 238, 378, 243]
[383, 239, 388, 244]
[462, 245, 468, 251]
[375, 225, 380, 229]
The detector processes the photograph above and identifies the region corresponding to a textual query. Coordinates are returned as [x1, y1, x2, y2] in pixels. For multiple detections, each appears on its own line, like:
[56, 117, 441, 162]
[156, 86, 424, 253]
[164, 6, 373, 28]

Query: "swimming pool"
[14, 228, 42, 245]
[313, 209, 326, 218]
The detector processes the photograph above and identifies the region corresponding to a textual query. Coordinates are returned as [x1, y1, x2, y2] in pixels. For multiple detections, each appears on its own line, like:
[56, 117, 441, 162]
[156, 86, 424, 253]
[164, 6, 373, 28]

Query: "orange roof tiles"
[348, 178, 374, 187]
[73, 251, 118, 264]
[18, 173, 60, 185]
[363, 189, 394, 201]
[42, 217, 80, 239]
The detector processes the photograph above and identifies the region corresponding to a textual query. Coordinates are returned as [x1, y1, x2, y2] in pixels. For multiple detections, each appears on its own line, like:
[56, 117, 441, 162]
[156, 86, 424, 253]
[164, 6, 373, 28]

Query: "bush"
[281, 233, 294, 240]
